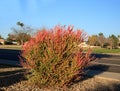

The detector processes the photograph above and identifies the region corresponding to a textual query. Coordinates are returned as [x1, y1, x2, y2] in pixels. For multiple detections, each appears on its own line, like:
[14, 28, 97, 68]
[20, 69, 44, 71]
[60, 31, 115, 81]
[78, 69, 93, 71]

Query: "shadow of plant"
[0, 64, 20, 68]
[93, 82, 120, 91]
[67, 63, 110, 87]
[86, 64, 110, 71]
[67, 54, 120, 91]
[92, 53, 111, 59]
[0, 67, 28, 87]
[92, 53, 120, 59]
[68, 72, 120, 91]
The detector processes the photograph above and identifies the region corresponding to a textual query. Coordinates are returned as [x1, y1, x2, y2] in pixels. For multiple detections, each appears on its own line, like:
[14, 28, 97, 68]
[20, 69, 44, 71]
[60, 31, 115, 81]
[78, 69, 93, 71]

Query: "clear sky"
[0, 0, 120, 38]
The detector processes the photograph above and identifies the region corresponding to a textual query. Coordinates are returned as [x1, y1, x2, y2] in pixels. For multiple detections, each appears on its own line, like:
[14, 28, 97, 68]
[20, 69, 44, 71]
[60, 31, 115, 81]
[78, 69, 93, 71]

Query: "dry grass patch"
[0, 45, 21, 50]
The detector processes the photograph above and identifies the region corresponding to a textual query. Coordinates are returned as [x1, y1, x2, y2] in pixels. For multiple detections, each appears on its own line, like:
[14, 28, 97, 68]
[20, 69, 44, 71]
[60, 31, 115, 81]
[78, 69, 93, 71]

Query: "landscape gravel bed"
[0, 64, 120, 91]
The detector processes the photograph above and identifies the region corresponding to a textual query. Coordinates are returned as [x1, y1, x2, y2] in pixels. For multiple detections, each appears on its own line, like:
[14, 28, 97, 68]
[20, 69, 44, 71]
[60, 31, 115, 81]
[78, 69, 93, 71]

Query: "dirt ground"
[0, 64, 120, 91]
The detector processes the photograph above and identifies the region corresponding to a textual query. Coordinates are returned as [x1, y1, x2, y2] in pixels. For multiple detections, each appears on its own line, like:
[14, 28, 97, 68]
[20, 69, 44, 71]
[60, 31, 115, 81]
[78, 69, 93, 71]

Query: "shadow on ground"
[92, 53, 111, 59]
[93, 83, 120, 91]
[69, 53, 120, 90]
[68, 63, 110, 85]
[92, 53, 120, 59]
[0, 65, 28, 88]
[0, 52, 120, 90]
[0, 64, 20, 68]
[69, 64, 120, 91]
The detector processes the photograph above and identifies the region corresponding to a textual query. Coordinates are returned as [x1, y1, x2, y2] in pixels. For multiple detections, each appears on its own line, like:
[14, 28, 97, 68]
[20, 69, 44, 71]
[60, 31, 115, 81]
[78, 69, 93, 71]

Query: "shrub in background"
[20, 25, 93, 88]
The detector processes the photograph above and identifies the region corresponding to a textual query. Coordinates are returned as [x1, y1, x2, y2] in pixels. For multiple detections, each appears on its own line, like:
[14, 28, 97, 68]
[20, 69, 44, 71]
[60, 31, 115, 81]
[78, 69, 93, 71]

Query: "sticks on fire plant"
[20, 25, 94, 88]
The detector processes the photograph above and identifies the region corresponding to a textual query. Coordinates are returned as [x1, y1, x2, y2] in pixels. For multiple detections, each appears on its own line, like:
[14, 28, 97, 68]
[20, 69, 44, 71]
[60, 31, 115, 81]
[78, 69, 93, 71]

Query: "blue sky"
[0, 0, 120, 38]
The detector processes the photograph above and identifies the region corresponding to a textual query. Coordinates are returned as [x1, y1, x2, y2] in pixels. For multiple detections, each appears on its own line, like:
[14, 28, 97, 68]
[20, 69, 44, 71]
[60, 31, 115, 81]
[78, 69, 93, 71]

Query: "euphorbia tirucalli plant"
[20, 25, 93, 88]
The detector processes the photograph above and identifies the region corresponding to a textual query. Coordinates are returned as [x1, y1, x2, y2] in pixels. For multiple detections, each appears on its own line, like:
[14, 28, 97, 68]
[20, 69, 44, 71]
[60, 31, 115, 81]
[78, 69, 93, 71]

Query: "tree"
[108, 34, 119, 48]
[7, 34, 16, 42]
[118, 35, 120, 37]
[118, 35, 120, 46]
[17, 21, 24, 27]
[106, 37, 114, 49]
[0, 35, 3, 39]
[16, 32, 31, 45]
[8, 22, 33, 45]
[98, 33, 103, 36]
[88, 35, 99, 46]
[97, 33, 106, 48]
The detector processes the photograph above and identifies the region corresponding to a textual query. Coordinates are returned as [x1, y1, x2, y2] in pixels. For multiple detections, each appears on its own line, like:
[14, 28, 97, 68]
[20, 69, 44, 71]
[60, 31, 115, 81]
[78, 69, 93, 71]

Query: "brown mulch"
[0, 64, 120, 91]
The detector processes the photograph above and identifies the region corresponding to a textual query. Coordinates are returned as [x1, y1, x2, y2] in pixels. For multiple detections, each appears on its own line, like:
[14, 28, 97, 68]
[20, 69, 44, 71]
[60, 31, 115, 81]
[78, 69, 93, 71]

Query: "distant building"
[78, 42, 90, 48]
[12, 41, 19, 45]
[0, 39, 5, 45]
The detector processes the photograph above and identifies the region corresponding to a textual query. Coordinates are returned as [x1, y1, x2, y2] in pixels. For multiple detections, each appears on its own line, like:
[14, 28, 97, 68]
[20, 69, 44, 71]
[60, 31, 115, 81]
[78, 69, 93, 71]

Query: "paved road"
[0, 49, 20, 61]
[87, 54, 120, 73]
[0, 49, 120, 73]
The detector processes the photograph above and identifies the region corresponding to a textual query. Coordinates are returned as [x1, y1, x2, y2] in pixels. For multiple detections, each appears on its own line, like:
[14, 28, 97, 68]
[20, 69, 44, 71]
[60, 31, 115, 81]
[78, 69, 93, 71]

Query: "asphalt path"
[0, 49, 120, 73]
[0, 49, 20, 61]
[87, 54, 120, 73]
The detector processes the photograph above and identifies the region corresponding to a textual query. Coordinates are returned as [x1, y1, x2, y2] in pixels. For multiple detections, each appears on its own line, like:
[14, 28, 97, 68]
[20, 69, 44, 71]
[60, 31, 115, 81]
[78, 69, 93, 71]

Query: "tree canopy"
[88, 33, 120, 49]
[7, 22, 33, 45]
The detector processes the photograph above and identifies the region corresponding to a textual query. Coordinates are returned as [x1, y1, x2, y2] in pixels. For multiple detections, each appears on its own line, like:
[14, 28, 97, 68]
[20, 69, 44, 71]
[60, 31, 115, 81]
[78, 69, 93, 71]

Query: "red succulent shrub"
[20, 25, 93, 88]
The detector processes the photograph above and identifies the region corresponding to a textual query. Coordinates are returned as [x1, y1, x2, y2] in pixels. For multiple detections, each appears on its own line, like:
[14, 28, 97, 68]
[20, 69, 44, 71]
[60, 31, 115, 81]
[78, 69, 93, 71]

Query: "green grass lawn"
[91, 48, 120, 54]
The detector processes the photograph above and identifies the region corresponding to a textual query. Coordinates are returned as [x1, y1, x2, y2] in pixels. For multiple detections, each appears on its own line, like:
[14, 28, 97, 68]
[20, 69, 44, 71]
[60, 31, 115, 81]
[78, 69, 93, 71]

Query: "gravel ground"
[0, 64, 120, 91]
